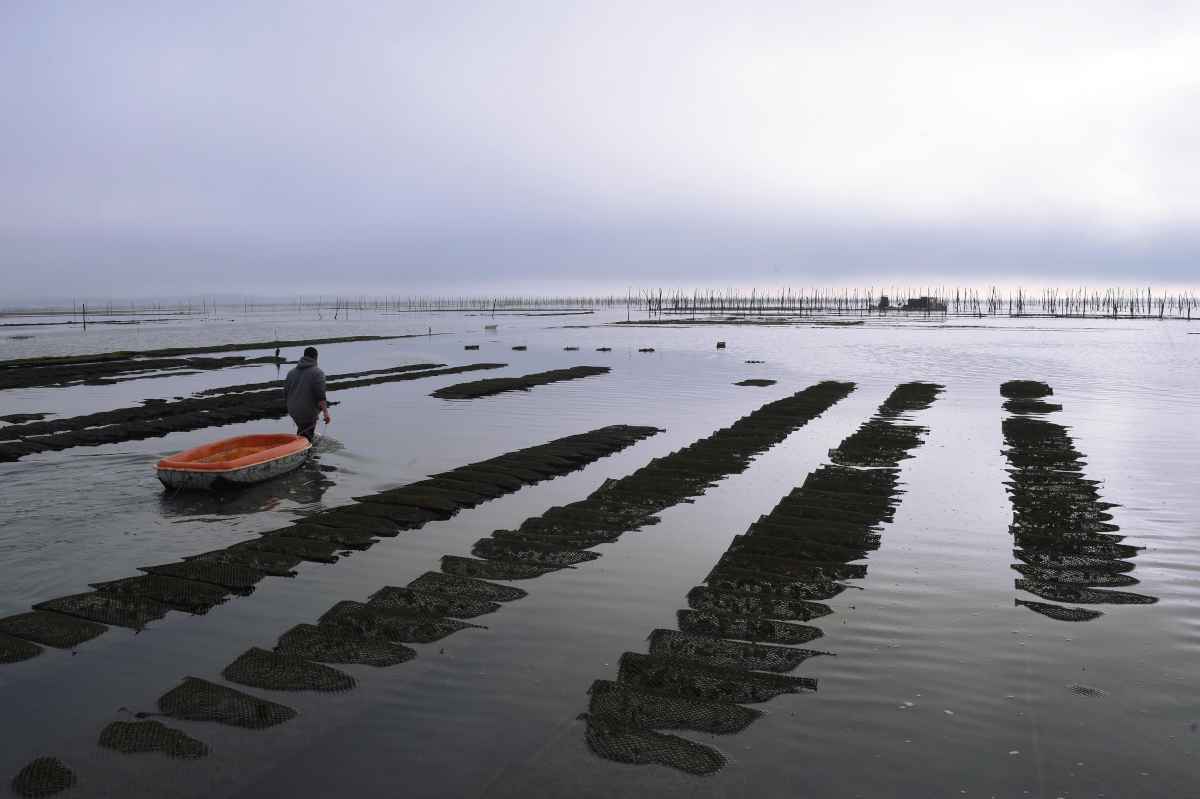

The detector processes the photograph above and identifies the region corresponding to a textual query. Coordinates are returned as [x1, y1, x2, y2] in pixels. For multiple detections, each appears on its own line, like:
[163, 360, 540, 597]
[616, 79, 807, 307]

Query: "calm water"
[1, 309, 1197, 798]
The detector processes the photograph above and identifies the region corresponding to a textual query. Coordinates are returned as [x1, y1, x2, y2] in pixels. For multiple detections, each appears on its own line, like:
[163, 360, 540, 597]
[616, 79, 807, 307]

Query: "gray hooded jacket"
[284, 355, 327, 424]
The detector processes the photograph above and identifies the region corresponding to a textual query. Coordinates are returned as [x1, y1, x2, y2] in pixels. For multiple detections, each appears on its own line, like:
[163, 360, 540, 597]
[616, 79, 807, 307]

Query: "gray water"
[1, 309, 1197, 798]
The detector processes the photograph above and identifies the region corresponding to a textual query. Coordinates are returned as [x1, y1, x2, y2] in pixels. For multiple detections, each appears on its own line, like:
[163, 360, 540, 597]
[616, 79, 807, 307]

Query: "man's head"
[303, 346, 318, 361]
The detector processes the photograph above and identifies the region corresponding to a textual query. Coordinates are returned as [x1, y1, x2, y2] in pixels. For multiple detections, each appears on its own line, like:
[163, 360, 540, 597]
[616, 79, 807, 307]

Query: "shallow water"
[1, 310, 1197, 797]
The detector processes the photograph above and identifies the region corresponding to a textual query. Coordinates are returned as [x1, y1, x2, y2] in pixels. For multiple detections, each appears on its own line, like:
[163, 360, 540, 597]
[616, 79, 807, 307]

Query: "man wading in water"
[285, 346, 331, 442]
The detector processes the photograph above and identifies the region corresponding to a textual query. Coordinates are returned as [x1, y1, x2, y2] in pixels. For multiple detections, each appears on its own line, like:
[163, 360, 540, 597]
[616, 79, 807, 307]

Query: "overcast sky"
[3, 2, 1198, 299]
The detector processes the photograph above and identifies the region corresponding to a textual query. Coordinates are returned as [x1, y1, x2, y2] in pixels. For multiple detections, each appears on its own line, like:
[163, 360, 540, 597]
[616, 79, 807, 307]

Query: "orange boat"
[157, 434, 312, 490]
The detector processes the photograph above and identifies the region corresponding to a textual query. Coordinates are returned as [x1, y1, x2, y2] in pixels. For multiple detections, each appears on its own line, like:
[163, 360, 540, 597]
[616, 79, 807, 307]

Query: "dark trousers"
[294, 418, 317, 442]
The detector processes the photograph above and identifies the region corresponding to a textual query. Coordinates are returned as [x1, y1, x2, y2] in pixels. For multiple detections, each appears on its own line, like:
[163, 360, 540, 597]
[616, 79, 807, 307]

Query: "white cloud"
[1, 1, 1198, 295]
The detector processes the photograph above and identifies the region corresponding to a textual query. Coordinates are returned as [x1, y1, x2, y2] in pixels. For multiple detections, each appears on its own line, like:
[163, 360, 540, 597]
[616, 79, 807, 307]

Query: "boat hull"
[157, 434, 312, 491]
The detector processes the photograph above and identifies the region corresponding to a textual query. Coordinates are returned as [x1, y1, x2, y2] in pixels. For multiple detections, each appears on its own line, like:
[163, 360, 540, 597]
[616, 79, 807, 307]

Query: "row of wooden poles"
[54, 287, 1200, 320]
[262, 288, 1200, 319]
[615, 287, 1200, 319]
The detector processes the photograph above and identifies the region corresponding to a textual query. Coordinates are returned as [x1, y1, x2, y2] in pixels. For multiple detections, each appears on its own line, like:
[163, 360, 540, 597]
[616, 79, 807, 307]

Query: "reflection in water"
[157, 451, 338, 519]
[440, 382, 856, 582]
[582, 382, 942, 774]
[124, 428, 660, 738]
[1000, 381, 1158, 621]
[0, 427, 654, 675]
[111, 391, 856, 779]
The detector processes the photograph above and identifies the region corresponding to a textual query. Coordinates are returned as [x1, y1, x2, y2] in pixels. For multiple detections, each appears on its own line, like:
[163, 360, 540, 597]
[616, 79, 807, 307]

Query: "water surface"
[1, 309, 1197, 797]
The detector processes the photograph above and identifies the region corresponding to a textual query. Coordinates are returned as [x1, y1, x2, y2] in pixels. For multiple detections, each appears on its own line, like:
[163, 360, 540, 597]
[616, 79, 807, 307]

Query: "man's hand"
[323, 408, 332, 424]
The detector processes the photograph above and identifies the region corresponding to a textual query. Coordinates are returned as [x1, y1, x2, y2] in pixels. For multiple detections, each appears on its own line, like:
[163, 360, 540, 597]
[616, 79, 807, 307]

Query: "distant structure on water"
[877, 294, 945, 313]
[901, 295, 947, 312]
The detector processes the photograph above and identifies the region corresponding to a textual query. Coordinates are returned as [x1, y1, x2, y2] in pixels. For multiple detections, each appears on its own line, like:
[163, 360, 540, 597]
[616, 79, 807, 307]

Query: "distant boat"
[157, 434, 311, 490]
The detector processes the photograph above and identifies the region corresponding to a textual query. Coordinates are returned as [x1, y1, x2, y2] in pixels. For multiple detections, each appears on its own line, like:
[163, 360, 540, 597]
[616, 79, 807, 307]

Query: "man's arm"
[315, 372, 330, 424]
